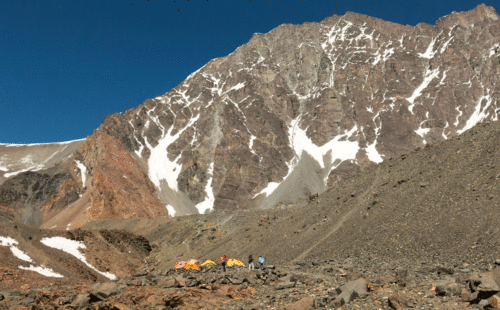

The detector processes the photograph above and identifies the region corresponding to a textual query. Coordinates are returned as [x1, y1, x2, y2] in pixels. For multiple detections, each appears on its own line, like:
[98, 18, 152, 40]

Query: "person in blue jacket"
[258, 256, 265, 269]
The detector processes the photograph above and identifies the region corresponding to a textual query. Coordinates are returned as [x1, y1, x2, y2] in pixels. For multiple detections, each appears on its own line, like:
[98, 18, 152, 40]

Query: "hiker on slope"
[220, 255, 228, 272]
[248, 255, 255, 271]
[258, 255, 265, 269]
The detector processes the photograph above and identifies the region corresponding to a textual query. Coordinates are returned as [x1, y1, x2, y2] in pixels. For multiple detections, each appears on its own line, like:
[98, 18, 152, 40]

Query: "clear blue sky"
[0, 0, 495, 143]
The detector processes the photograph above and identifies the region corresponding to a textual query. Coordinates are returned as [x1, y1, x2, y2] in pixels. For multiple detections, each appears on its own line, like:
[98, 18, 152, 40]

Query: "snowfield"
[40, 236, 116, 280]
[0, 236, 64, 278]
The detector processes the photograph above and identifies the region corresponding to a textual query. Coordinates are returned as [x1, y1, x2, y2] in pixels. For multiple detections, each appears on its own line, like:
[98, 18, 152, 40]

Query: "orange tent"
[185, 263, 201, 271]
[187, 259, 199, 264]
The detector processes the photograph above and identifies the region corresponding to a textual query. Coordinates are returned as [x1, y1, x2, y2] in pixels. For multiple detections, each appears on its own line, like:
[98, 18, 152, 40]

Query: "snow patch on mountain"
[19, 265, 63, 278]
[147, 114, 200, 191]
[255, 117, 361, 198]
[458, 89, 495, 134]
[0, 236, 64, 277]
[166, 205, 176, 217]
[194, 162, 215, 214]
[41, 236, 116, 280]
[289, 118, 359, 169]
[365, 141, 383, 163]
[74, 160, 87, 186]
[0, 236, 33, 262]
[407, 68, 440, 112]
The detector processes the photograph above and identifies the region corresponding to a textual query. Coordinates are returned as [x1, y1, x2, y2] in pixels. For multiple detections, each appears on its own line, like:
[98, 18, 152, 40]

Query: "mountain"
[82, 118, 500, 272]
[3, 93, 500, 310]
[1, 4, 499, 229]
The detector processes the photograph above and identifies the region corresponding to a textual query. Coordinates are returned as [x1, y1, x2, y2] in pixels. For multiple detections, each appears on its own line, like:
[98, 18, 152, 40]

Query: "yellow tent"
[227, 258, 245, 267]
[201, 260, 216, 267]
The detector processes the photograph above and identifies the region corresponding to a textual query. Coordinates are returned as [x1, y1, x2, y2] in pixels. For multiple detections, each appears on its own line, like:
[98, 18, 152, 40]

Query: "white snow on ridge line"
[4, 165, 42, 178]
[74, 160, 87, 186]
[147, 114, 200, 192]
[40, 237, 116, 280]
[194, 162, 215, 214]
[19, 265, 63, 278]
[0, 166, 8, 171]
[185, 64, 206, 81]
[1, 138, 86, 147]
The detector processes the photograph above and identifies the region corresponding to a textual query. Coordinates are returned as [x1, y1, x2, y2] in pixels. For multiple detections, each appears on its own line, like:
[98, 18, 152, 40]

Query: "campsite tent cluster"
[175, 258, 245, 271]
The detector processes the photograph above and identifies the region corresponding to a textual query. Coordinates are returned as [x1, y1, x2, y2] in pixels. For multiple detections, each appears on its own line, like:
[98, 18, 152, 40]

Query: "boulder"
[475, 270, 500, 292]
[59, 299, 71, 305]
[174, 275, 187, 287]
[435, 279, 461, 296]
[89, 282, 127, 298]
[276, 282, 295, 290]
[461, 289, 478, 302]
[388, 294, 410, 310]
[287, 296, 315, 310]
[491, 294, 500, 308]
[331, 278, 369, 306]
[229, 277, 243, 285]
[157, 277, 179, 288]
[71, 294, 91, 308]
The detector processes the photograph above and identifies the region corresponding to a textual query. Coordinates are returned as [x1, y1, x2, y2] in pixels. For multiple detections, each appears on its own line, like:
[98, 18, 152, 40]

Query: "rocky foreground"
[3, 257, 500, 309]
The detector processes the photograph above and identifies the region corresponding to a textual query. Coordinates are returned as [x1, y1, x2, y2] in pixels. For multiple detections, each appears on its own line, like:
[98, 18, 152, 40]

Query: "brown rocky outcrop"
[75, 130, 168, 223]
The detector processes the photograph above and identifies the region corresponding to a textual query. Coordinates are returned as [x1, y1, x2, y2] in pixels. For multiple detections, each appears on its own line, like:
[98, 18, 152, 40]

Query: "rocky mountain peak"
[96, 4, 498, 216]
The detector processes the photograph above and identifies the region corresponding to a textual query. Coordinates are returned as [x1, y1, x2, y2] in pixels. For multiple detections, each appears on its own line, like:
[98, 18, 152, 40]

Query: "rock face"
[2, 4, 500, 222]
[97, 4, 500, 216]
[0, 172, 79, 226]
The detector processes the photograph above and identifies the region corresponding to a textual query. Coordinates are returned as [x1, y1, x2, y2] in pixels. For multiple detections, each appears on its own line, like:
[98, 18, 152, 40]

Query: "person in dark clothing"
[220, 255, 228, 272]
[248, 255, 255, 271]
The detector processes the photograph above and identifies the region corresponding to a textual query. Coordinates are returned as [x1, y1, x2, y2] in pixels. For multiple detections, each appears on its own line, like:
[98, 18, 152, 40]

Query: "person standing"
[220, 255, 228, 272]
[248, 255, 255, 271]
[258, 256, 265, 269]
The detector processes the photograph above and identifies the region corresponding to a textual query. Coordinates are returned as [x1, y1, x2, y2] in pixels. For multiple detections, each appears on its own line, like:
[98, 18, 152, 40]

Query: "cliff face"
[99, 4, 500, 215]
[1, 4, 500, 225]
[76, 130, 168, 222]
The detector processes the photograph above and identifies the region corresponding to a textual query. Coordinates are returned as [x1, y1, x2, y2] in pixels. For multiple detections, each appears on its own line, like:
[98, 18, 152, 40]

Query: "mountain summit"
[1, 4, 499, 227]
